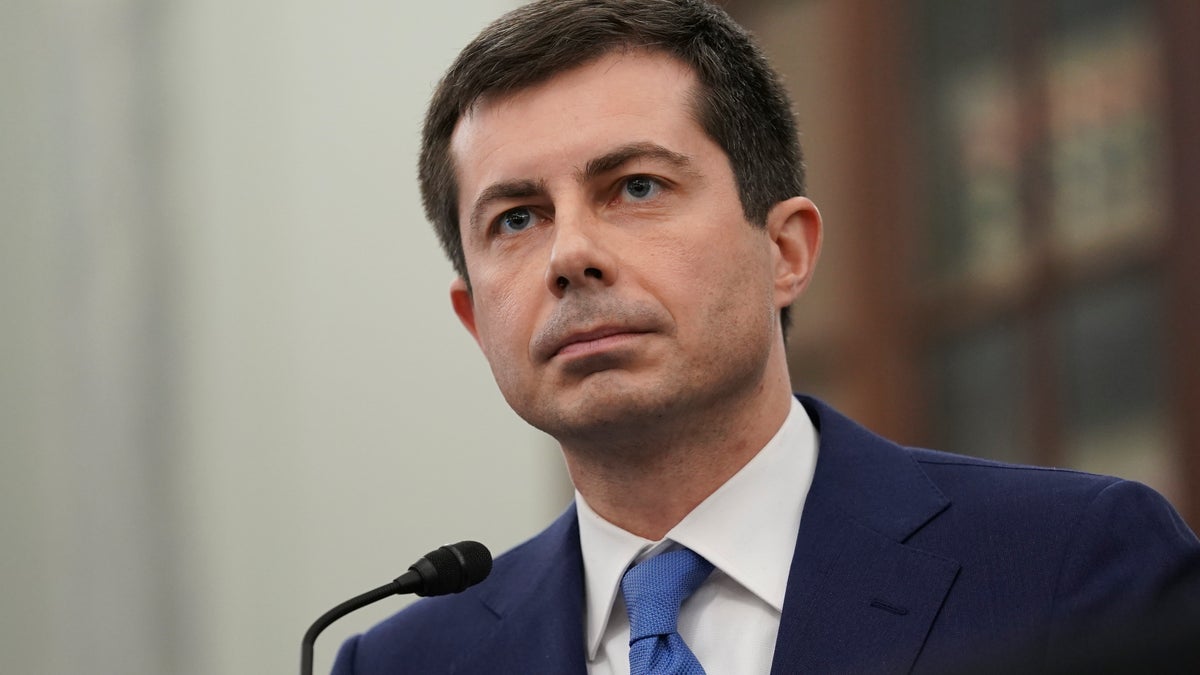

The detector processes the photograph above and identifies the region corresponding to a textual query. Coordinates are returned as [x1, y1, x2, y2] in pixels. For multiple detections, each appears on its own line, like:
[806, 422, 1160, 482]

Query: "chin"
[525, 380, 689, 440]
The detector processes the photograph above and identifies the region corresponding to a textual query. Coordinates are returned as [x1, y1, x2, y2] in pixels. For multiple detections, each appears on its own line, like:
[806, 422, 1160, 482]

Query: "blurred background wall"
[3, 1, 1198, 674]
[726, 0, 1200, 528]
[1, 1, 569, 674]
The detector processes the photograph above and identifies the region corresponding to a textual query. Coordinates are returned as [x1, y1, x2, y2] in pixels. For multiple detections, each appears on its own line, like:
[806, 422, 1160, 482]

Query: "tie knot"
[621, 547, 715, 641]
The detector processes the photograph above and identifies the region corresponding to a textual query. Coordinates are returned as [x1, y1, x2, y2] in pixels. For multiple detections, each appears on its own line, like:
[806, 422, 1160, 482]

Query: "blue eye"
[624, 176, 659, 200]
[496, 207, 535, 234]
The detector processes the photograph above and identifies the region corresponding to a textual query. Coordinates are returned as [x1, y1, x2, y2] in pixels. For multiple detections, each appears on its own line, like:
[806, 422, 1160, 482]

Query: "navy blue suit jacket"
[332, 396, 1200, 673]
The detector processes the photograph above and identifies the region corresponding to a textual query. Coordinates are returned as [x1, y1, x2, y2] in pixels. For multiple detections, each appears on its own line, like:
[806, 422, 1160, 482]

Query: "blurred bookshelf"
[728, 0, 1200, 527]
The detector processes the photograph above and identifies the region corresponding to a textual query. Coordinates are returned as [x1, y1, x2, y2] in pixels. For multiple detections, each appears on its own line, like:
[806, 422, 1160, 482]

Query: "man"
[334, 1, 1200, 672]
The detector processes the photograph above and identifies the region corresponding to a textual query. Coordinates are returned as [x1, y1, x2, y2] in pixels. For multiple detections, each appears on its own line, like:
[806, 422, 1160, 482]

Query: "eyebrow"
[578, 142, 697, 182]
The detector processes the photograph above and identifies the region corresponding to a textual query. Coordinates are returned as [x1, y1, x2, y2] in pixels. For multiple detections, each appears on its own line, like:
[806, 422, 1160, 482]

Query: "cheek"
[688, 236, 775, 320]
[464, 241, 555, 371]
[474, 287, 516, 338]
[471, 276, 535, 360]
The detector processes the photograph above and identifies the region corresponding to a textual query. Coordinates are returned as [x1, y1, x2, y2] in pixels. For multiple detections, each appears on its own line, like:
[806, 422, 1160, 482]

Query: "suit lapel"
[451, 506, 588, 675]
[770, 398, 961, 674]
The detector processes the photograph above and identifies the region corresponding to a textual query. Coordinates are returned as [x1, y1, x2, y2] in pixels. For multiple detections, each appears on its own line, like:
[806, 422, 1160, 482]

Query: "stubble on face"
[509, 261, 778, 459]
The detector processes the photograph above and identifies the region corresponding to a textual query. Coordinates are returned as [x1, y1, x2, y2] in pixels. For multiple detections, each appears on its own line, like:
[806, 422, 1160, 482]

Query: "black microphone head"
[406, 541, 493, 597]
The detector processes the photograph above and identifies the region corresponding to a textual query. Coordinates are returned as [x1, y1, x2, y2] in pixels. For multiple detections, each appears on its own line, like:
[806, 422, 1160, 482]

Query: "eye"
[622, 176, 661, 201]
[494, 207, 538, 234]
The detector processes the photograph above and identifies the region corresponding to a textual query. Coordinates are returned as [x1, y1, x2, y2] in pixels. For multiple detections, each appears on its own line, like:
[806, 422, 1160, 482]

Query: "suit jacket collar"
[769, 396, 960, 673]
[798, 395, 950, 541]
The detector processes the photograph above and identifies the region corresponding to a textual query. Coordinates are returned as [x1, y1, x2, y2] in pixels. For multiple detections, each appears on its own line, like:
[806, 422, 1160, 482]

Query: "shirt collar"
[575, 397, 819, 658]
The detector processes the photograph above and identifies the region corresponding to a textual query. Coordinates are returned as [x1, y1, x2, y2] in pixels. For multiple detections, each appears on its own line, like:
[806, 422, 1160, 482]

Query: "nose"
[544, 213, 617, 296]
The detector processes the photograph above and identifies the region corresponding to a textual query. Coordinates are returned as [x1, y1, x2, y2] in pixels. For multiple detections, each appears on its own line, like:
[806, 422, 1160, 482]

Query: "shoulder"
[898, 447, 1200, 666]
[333, 507, 579, 675]
[906, 445, 1200, 623]
[801, 393, 1183, 531]
[908, 445, 1189, 540]
[909, 445, 1119, 499]
[800, 394, 1200, 614]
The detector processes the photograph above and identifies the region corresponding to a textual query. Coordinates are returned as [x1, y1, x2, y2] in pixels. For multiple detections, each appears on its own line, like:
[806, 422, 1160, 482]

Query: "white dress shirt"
[577, 397, 819, 675]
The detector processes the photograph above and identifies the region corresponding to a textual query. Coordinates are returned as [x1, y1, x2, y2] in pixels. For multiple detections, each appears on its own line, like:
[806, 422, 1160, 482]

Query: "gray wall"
[0, 1, 569, 674]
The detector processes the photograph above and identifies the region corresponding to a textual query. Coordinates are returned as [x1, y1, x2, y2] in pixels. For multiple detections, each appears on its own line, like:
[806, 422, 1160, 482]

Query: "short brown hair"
[419, 0, 805, 329]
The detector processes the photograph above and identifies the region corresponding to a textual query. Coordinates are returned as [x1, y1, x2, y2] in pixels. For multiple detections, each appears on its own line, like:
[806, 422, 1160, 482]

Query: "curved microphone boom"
[301, 541, 492, 675]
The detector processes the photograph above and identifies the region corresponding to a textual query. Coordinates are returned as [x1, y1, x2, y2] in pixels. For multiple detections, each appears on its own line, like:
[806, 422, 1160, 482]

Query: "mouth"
[544, 325, 652, 361]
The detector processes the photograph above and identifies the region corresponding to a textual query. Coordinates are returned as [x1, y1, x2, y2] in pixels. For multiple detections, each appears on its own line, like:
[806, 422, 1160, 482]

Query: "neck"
[562, 356, 794, 540]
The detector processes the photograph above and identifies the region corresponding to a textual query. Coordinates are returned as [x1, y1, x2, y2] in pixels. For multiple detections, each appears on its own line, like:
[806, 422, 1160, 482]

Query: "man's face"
[448, 50, 813, 444]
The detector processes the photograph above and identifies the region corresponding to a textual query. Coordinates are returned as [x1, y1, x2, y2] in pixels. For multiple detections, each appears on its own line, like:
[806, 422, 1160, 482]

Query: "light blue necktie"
[621, 547, 715, 675]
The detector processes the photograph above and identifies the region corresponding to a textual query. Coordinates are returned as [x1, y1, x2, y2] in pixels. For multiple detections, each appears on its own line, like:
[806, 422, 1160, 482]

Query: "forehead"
[448, 50, 712, 210]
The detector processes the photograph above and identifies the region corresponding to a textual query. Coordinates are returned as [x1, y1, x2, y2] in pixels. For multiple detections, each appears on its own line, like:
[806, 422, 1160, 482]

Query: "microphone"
[301, 541, 492, 675]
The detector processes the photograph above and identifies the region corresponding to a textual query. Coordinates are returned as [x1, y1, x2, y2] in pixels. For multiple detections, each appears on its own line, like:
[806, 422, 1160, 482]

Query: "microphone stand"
[301, 579, 406, 675]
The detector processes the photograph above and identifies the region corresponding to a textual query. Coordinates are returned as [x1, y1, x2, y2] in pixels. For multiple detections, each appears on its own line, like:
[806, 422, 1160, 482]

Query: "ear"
[766, 196, 822, 309]
[449, 277, 482, 346]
